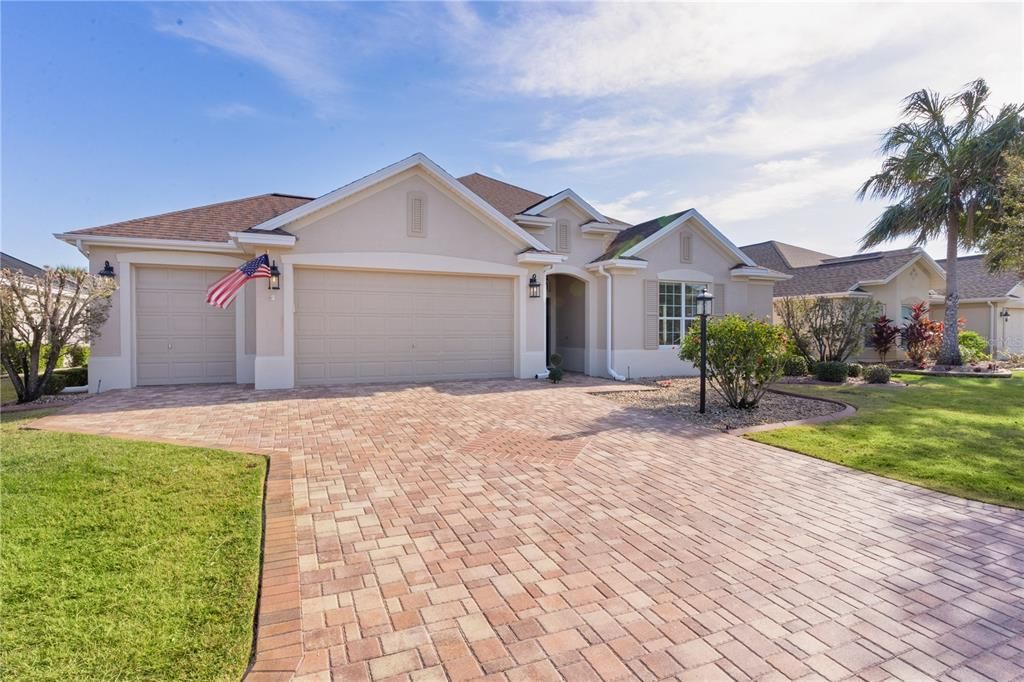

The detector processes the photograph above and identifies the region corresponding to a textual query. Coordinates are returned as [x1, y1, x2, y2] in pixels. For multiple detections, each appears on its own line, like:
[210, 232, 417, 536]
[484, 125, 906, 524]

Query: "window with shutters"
[407, 192, 426, 237]
[555, 219, 570, 253]
[658, 281, 707, 346]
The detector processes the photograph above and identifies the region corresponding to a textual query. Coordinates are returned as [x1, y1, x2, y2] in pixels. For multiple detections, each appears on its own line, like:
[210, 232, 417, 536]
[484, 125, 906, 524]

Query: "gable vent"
[680, 232, 692, 263]
[407, 192, 426, 238]
[556, 219, 570, 253]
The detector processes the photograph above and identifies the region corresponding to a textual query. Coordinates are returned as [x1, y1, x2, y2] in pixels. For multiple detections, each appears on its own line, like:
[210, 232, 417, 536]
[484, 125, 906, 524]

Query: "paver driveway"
[32, 378, 1024, 682]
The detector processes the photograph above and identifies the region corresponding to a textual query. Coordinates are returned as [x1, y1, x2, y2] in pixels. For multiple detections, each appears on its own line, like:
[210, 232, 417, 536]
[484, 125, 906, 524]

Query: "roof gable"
[520, 189, 608, 223]
[0, 252, 45, 277]
[594, 210, 755, 267]
[249, 153, 549, 252]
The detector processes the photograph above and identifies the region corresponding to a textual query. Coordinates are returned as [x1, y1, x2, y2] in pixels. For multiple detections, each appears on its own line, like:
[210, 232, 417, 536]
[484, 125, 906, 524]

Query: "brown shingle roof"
[63, 193, 313, 243]
[937, 255, 1022, 299]
[738, 242, 925, 297]
[457, 173, 548, 218]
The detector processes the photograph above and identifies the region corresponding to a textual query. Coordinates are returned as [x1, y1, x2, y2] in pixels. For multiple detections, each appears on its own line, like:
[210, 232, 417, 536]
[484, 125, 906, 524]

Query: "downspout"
[597, 265, 626, 381]
[987, 301, 996, 353]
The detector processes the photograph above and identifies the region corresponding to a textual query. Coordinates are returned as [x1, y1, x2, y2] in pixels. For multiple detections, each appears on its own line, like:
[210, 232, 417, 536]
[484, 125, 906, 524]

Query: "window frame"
[657, 280, 709, 348]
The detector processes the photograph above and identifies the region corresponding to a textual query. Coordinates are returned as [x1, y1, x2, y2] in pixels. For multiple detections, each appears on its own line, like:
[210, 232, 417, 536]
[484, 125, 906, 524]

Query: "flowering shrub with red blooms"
[680, 315, 789, 409]
[902, 302, 943, 365]
[868, 315, 900, 363]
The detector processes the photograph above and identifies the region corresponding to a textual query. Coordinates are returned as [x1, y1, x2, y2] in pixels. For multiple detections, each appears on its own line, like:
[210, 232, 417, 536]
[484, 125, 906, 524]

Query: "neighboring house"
[54, 153, 785, 391]
[740, 241, 947, 361]
[932, 256, 1024, 354]
[0, 252, 45, 277]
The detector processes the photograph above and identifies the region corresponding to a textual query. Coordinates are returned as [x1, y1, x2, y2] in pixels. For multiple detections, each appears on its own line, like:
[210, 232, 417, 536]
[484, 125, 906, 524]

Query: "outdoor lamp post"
[268, 261, 281, 290]
[1001, 309, 1011, 350]
[696, 287, 714, 414]
[528, 274, 541, 298]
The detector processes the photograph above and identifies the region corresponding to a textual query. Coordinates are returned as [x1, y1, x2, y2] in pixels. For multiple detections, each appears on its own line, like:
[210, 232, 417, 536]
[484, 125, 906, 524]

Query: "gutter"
[596, 265, 626, 381]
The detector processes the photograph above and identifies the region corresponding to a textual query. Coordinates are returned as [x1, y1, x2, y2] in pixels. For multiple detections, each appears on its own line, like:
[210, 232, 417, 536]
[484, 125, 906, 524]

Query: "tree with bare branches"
[0, 266, 115, 403]
[776, 296, 880, 363]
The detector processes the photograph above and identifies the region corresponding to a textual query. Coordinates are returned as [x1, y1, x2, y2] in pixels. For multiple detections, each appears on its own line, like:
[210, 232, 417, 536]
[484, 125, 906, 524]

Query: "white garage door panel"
[135, 267, 236, 385]
[295, 269, 514, 385]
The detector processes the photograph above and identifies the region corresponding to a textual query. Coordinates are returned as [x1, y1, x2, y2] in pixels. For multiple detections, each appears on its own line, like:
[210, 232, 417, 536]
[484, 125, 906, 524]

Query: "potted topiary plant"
[548, 353, 564, 383]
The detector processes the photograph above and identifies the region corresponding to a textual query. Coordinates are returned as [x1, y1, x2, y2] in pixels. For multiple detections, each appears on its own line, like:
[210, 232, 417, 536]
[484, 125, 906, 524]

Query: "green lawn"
[0, 410, 265, 681]
[749, 373, 1024, 509]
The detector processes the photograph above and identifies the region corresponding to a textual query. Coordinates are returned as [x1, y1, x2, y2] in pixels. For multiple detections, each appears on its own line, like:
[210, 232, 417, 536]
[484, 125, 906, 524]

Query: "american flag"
[207, 254, 272, 308]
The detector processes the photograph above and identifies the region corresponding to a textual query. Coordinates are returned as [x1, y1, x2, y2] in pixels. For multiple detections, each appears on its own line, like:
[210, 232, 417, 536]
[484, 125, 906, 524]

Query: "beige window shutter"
[407, 192, 426, 237]
[680, 232, 692, 263]
[644, 280, 659, 349]
[556, 220, 570, 253]
[713, 283, 726, 315]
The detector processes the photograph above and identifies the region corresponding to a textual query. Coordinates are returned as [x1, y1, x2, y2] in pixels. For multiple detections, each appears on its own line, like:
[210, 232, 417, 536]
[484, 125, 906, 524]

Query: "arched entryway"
[547, 273, 588, 373]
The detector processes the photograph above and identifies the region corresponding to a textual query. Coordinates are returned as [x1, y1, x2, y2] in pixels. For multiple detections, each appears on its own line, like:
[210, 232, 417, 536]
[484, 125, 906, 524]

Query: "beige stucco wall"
[607, 215, 774, 378]
[87, 246, 121, 357]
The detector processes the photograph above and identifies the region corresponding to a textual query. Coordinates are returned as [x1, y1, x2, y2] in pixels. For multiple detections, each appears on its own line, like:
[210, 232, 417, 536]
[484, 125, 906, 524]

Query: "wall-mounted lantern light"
[528, 274, 541, 298]
[98, 260, 116, 278]
[268, 261, 281, 291]
[1001, 309, 1011, 322]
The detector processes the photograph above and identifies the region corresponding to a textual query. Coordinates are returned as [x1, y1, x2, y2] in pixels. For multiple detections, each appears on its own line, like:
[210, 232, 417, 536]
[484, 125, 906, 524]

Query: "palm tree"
[858, 79, 1023, 365]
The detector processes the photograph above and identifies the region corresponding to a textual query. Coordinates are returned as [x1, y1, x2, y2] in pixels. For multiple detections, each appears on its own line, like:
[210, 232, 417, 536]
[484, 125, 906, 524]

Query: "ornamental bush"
[958, 330, 989, 362]
[67, 344, 90, 368]
[782, 354, 809, 376]
[848, 362, 863, 378]
[547, 353, 564, 383]
[43, 373, 68, 395]
[864, 364, 892, 384]
[814, 361, 849, 383]
[679, 314, 788, 409]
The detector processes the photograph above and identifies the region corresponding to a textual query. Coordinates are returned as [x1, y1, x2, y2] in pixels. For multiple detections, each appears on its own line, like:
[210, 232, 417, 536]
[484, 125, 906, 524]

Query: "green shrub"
[782, 355, 809, 376]
[547, 353, 564, 383]
[957, 331, 989, 363]
[43, 373, 68, 395]
[56, 366, 88, 387]
[814, 361, 849, 383]
[67, 344, 90, 367]
[680, 314, 788, 408]
[848, 363, 863, 378]
[864, 364, 892, 384]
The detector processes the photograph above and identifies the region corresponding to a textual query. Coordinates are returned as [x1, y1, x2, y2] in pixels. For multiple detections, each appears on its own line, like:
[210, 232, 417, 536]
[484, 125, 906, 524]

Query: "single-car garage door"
[135, 267, 236, 385]
[295, 268, 514, 384]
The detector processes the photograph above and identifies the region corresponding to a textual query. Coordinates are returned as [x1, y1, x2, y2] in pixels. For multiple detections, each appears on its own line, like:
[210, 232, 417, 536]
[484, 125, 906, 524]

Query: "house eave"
[517, 252, 567, 265]
[54, 233, 242, 255]
[580, 221, 624, 236]
[585, 258, 648, 272]
[228, 231, 297, 248]
[730, 266, 791, 282]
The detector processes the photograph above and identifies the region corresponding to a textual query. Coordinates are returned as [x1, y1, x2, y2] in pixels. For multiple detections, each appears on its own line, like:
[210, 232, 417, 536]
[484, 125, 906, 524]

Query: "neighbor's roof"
[0, 252, 45, 277]
[937, 255, 1023, 299]
[740, 241, 835, 271]
[739, 241, 927, 297]
[457, 173, 548, 218]
[592, 211, 689, 262]
[61, 193, 314, 243]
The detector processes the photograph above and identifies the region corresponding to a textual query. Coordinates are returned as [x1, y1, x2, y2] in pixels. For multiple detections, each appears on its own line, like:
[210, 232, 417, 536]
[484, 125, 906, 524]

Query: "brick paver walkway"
[31, 378, 1024, 682]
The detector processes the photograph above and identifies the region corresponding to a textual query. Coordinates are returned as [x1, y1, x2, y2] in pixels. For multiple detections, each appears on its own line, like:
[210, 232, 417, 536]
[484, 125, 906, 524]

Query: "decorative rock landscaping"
[599, 377, 845, 431]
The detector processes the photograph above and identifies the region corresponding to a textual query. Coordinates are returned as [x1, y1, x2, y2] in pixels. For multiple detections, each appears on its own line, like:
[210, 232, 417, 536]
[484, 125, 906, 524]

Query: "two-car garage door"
[294, 269, 514, 385]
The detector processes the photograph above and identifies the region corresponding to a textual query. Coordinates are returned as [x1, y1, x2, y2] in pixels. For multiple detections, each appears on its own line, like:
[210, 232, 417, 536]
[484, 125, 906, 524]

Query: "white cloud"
[593, 190, 655, 224]
[205, 102, 260, 120]
[155, 5, 344, 115]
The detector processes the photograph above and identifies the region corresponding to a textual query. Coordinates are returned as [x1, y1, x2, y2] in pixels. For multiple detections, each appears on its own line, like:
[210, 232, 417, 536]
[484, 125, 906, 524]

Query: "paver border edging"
[726, 387, 856, 436]
[19, 419, 303, 681]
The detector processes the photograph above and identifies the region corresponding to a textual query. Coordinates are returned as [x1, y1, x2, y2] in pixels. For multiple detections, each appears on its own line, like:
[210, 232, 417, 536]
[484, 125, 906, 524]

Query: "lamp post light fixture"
[696, 286, 714, 414]
[528, 274, 541, 299]
[98, 260, 115, 278]
[268, 261, 281, 291]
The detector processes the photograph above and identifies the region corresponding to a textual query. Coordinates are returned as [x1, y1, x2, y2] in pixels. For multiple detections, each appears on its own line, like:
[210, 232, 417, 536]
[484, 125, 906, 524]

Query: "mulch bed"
[600, 377, 845, 431]
[1, 392, 91, 413]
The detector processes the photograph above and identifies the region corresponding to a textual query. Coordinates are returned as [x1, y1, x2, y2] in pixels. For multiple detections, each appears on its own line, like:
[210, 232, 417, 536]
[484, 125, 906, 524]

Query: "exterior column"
[520, 266, 548, 379]
[253, 252, 293, 389]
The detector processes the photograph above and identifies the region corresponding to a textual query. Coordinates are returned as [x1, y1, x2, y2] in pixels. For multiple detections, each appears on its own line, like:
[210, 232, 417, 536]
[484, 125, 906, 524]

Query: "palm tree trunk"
[937, 216, 963, 365]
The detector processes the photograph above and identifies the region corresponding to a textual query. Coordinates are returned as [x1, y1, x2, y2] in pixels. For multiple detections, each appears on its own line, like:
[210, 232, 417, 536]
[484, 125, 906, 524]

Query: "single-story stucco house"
[739, 241, 1024, 358]
[55, 153, 786, 392]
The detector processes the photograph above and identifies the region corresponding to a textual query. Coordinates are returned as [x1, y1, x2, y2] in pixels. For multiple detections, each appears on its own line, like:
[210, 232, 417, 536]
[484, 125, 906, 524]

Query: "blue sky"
[2, 2, 1021, 268]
